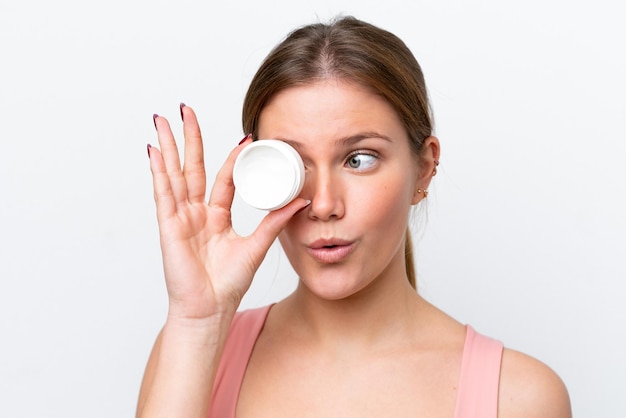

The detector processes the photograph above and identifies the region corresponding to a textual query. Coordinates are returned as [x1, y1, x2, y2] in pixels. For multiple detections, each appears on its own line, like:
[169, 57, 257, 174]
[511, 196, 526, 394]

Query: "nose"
[304, 169, 345, 221]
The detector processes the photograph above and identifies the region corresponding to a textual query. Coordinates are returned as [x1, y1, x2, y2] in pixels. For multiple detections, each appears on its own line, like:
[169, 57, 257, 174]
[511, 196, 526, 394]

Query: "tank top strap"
[453, 325, 504, 418]
[208, 305, 272, 418]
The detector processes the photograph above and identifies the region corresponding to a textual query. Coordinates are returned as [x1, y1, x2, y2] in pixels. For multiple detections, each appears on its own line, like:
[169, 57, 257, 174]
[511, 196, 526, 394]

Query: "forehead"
[257, 79, 406, 141]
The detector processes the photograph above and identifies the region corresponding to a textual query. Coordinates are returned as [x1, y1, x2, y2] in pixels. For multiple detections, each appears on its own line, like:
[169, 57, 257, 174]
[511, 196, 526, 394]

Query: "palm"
[148, 105, 307, 319]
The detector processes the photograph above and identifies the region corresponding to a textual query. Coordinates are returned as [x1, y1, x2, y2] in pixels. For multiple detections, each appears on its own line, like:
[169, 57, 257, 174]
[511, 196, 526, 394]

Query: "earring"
[417, 189, 429, 198]
[432, 159, 439, 176]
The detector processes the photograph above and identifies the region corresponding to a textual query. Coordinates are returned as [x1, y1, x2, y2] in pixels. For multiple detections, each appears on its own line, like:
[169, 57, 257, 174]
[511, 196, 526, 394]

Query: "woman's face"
[257, 79, 431, 300]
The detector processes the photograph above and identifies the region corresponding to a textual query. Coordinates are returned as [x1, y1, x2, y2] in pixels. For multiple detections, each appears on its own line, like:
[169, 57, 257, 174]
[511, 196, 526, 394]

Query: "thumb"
[250, 198, 311, 250]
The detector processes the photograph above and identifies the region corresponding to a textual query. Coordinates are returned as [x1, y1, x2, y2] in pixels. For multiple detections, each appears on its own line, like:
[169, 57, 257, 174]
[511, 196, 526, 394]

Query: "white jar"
[233, 139, 305, 211]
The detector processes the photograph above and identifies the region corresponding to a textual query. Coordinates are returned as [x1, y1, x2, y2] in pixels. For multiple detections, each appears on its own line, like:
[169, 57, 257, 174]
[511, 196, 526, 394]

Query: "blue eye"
[346, 152, 378, 171]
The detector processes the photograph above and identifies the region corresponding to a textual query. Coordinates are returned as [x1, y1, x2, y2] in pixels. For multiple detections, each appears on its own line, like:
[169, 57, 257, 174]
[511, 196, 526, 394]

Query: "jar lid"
[233, 139, 305, 210]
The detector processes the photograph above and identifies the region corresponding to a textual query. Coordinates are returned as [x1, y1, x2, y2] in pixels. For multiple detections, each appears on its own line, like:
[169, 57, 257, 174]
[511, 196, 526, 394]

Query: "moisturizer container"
[233, 139, 305, 211]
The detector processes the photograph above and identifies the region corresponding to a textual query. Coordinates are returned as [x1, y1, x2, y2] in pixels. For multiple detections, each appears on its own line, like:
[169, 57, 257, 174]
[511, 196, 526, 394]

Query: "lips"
[307, 238, 355, 264]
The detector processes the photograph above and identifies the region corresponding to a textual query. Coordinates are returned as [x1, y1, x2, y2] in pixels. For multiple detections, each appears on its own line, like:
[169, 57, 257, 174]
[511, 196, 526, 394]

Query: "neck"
[282, 269, 427, 351]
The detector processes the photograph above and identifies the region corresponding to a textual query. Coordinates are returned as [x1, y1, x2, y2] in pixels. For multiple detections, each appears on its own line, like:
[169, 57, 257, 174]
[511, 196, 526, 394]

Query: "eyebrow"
[279, 132, 392, 150]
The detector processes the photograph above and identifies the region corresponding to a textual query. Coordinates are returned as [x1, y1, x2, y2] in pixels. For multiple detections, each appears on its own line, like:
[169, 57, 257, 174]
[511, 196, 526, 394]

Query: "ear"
[411, 136, 441, 204]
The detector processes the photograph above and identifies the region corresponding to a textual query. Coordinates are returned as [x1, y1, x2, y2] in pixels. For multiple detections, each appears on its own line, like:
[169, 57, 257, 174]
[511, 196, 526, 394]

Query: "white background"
[1, 0, 624, 416]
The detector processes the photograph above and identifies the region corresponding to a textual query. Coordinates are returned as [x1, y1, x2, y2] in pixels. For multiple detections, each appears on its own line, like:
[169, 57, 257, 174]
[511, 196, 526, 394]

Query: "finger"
[180, 104, 206, 204]
[148, 145, 177, 222]
[207, 136, 252, 212]
[250, 198, 311, 251]
[154, 114, 188, 204]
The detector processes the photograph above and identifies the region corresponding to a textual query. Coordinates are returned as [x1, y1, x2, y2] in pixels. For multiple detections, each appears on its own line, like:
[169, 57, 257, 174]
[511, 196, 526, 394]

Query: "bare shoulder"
[498, 348, 572, 418]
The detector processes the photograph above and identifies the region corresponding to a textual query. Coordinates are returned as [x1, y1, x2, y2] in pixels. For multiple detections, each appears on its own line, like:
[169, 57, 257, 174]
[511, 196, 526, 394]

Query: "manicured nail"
[147, 144, 152, 159]
[238, 133, 252, 145]
[152, 114, 158, 129]
[179, 103, 186, 121]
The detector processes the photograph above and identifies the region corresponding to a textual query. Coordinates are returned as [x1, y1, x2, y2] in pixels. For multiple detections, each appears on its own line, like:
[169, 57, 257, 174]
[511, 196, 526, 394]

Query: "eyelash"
[344, 150, 380, 171]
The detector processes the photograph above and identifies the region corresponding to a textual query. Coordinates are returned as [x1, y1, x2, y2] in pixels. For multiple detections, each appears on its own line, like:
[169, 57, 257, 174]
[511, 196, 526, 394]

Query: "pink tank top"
[209, 305, 503, 418]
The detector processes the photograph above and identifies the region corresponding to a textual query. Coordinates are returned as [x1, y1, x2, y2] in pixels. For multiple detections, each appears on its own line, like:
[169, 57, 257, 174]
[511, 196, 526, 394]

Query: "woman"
[138, 17, 571, 417]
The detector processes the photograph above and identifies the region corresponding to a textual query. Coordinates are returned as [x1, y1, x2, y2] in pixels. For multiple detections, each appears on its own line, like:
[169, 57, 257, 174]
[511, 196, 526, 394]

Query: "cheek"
[351, 177, 414, 228]
[278, 215, 305, 248]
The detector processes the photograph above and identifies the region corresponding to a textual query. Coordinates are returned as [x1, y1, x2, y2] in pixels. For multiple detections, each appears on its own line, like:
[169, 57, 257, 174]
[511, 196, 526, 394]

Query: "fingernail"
[179, 103, 186, 121]
[152, 114, 158, 129]
[238, 133, 252, 145]
[147, 143, 152, 159]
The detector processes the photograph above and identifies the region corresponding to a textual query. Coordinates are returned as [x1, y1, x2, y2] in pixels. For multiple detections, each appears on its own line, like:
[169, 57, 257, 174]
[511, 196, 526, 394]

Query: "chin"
[298, 271, 372, 302]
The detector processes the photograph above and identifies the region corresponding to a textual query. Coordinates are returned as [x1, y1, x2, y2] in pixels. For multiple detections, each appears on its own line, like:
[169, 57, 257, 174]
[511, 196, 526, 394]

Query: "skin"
[138, 107, 310, 418]
[266, 79, 429, 303]
[137, 80, 571, 417]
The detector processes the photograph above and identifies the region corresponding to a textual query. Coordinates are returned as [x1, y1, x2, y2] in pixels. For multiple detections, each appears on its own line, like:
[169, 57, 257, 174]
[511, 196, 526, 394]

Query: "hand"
[147, 104, 309, 320]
